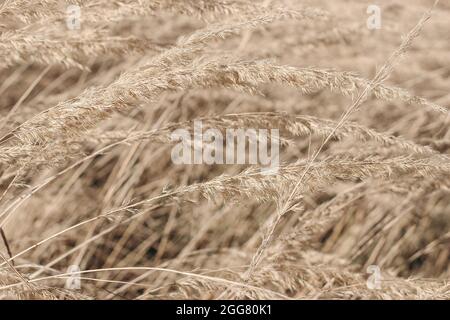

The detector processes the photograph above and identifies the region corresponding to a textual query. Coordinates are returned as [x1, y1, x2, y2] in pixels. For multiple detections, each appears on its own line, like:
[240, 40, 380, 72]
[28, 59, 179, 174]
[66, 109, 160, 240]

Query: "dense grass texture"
[0, 0, 449, 299]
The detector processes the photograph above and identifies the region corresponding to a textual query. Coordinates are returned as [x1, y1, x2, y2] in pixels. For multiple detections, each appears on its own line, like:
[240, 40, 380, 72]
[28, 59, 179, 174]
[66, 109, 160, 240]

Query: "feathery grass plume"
[109, 154, 450, 211]
[0, 8, 325, 146]
[4, 55, 445, 150]
[121, 113, 440, 157]
[170, 271, 289, 300]
[86, 112, 435, 154]
[0, 0, 267, 25]
[246, 253, 450, 299]
[168, 250, 450, 299]
[0, 28, 162, 70]
[190, 112, 438, 155]
[140, 7, 328, 70]
[1, 1, 299, 69]
[8, 152, 443, 231]
[0, 0, 58, 24]
[0, 141, 84, 169]
[193, 60, 449, 114]
[1, 111, 440, 171]
[115, 58, 448, 117]
[0, 269, 90, 300]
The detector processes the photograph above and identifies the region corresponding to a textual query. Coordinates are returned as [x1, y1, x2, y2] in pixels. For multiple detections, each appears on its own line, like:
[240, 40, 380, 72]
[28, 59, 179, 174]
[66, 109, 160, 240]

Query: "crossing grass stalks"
[0, 0, 449, 299]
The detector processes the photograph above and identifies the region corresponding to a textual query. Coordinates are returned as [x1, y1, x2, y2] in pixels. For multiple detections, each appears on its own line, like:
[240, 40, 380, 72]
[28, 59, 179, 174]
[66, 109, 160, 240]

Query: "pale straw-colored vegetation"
[0, 0, 449, 299]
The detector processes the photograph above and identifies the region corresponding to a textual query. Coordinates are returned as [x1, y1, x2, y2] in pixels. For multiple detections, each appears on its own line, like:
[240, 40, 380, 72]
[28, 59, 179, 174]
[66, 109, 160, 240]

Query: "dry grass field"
[0, 0, 449, 299]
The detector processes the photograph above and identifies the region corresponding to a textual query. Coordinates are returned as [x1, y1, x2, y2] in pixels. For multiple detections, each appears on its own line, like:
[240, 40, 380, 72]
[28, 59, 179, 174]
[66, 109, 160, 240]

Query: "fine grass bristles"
[0, 0, 448, 301]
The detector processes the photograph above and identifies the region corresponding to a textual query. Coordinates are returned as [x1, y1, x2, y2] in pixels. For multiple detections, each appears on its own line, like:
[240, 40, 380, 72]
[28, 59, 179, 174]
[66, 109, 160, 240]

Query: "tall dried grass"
[0, 0, 449, 300]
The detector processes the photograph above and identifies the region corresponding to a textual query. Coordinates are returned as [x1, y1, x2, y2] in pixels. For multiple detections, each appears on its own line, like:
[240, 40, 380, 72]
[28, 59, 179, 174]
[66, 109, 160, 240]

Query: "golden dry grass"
[0, 0, 449, 299]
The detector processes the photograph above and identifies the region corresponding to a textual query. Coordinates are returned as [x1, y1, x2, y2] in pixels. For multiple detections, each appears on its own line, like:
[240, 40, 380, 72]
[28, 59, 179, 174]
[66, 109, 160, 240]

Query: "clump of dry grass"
[0, 0, 449, 300]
